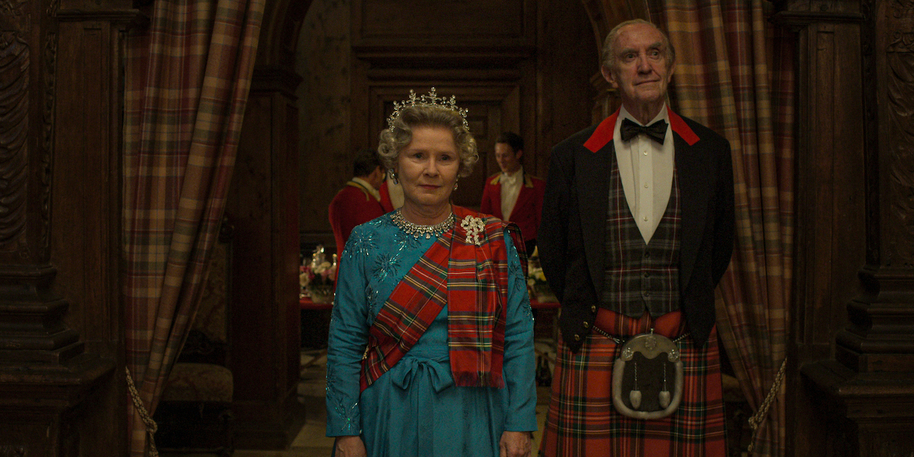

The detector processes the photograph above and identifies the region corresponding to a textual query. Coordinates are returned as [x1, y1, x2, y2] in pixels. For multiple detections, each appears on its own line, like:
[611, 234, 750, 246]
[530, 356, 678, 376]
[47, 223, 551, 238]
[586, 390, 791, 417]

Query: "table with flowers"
[298, 245, 336, 348]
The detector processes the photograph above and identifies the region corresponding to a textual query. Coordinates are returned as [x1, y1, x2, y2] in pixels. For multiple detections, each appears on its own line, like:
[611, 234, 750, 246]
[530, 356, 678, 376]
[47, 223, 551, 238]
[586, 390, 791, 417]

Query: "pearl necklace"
[391, 209, 455, 239]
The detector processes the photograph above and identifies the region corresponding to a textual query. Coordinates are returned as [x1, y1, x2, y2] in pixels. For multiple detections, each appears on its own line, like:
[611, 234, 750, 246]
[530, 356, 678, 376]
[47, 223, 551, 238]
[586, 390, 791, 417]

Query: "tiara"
[387, 87, 470, 132]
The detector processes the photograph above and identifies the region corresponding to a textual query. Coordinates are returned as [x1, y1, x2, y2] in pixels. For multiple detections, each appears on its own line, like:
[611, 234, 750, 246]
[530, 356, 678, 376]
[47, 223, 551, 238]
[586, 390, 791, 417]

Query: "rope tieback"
[126, 367, 159, 457]
[747, 357, 787, 455]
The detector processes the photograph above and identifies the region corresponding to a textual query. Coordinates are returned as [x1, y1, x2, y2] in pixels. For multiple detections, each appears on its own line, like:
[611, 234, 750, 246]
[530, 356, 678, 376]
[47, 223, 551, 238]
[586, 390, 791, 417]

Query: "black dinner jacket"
[538, 107, 735, 353]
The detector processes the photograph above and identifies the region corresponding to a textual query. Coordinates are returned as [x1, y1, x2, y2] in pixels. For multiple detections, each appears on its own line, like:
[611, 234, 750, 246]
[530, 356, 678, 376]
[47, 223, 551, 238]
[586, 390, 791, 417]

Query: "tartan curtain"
[647, 1, 795, 456]
[123, 1, 265, 455]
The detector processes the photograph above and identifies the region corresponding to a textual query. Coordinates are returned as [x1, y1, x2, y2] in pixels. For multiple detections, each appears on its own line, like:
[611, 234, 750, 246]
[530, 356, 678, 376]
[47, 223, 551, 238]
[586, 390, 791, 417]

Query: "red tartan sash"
[360, 206, 526, 391]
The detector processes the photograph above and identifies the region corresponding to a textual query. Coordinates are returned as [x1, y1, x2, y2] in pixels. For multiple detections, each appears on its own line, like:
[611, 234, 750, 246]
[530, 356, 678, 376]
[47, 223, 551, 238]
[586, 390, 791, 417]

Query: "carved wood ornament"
[886, 4, 914, 267]
[0, 30, 28, 253]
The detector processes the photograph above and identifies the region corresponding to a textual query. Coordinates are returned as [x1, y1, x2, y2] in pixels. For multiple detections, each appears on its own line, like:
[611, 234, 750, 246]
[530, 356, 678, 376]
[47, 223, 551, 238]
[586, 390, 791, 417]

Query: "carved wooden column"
[788, 1, 914, 455]
[0, 1, 138, 456]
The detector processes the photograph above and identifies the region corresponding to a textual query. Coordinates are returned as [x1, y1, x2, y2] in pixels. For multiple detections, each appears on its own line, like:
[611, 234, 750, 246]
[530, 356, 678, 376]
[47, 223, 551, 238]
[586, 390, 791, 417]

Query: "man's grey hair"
[601, 19, 676, 71]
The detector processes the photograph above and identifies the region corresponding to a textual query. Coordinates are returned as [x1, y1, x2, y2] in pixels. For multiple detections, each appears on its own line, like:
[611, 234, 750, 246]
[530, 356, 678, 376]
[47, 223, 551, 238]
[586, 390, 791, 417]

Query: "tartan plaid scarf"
[360, 206, 526, 391]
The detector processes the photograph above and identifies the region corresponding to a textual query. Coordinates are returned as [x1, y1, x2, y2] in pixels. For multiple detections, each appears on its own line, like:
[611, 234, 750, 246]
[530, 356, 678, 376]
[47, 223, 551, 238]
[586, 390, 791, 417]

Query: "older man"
[538, 19, 734, 456]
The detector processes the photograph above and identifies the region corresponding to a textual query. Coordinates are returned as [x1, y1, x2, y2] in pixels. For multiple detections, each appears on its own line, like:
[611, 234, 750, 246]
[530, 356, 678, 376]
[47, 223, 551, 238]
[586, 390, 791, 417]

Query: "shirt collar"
[351, 177, 381, 200]
[501, 166, 523, 182]
[618, 103, 670, 127]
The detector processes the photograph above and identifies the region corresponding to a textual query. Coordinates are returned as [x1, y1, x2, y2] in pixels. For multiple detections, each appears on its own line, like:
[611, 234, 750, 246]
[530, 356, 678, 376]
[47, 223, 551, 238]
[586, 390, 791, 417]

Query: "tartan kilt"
[539, 311, 726, 457]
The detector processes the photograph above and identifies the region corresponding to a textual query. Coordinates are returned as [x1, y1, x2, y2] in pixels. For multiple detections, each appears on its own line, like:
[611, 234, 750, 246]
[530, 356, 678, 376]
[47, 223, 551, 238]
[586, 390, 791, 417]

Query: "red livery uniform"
[480, 170, 545, 255]
[328, 179, 386, 261]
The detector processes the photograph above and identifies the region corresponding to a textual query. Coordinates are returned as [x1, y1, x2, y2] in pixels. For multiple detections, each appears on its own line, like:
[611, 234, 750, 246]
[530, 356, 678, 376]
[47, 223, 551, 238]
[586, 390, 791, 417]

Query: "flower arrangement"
[301, 245, 337, 303]
[526, 265, 548, 288]
[300, 260, 336, 288]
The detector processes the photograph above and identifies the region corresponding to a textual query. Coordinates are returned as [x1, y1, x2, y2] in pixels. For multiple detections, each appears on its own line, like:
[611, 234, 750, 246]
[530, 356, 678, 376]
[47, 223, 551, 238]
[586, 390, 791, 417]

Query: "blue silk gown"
[325, 213, 537, 457]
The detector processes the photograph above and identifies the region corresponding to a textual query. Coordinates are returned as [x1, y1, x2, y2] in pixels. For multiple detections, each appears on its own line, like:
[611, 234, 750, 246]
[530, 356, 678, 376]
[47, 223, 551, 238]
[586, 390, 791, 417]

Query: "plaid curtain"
[647, 2, 795, 456]
[123, 1, 265, 455]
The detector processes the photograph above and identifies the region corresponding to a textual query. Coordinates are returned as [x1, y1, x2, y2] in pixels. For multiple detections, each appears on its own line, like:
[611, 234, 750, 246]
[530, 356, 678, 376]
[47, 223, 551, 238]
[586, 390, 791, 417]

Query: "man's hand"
[499, 430, 532, 457]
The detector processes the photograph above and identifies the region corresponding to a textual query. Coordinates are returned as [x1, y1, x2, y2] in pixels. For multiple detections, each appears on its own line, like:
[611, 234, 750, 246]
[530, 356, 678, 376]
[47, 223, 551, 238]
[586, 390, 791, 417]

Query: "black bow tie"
[620, 118, 668, 144]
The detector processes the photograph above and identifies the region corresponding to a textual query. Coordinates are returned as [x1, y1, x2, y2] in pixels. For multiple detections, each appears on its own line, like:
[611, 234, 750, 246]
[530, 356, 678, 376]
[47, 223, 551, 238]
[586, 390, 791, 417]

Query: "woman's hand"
[499, 430, 532, 457]
[334, 435, 367, 457]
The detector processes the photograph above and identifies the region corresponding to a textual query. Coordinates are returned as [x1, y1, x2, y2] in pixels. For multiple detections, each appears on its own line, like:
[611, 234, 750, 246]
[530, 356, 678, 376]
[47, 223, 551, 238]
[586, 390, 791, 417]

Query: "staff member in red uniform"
[479, 132, 546, 256]
[328, 148, 387, 262]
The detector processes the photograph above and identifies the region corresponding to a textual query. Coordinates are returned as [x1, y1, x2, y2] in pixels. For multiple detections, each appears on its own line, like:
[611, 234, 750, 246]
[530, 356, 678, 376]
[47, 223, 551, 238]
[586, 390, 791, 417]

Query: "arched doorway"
[226, 0, 635, 449]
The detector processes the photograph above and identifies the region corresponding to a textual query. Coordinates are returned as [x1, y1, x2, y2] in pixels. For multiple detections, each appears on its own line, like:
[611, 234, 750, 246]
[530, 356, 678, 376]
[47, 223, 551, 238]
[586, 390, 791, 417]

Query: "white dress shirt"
[612, 105, 674, 243]
[500, 166, 523, 220]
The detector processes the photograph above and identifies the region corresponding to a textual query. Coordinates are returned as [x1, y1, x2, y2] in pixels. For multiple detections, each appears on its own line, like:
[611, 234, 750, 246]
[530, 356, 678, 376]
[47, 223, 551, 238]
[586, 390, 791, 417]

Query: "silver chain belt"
[591, 325, 690, 345]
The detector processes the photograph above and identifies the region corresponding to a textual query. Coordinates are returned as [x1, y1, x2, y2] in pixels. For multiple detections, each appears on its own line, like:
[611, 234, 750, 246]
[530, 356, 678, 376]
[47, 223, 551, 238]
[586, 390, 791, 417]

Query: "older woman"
[326, 88, 537, 457]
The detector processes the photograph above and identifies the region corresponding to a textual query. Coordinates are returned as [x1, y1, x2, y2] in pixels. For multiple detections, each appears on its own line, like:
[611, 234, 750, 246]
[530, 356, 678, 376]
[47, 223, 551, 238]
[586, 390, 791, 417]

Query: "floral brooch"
[460, 215, 485, 246]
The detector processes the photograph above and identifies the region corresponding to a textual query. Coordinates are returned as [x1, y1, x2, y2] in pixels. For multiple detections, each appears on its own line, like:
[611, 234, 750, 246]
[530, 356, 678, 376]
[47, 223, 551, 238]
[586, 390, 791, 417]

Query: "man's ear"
[601, 65, 618, 88]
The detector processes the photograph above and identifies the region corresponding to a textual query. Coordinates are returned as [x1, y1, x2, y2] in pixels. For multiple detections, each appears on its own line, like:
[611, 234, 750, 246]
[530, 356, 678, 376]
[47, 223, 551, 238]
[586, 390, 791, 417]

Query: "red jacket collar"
[583, 106, 699, 153]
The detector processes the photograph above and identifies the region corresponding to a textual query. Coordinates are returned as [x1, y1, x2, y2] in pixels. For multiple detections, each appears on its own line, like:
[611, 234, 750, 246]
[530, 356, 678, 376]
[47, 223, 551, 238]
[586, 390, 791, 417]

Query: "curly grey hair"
[378, 104, 478, 178]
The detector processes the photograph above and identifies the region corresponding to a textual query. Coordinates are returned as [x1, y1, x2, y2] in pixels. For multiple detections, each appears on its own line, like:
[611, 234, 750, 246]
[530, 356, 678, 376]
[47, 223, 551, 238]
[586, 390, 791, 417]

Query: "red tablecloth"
[530, 298, 560, 309]
[300, 296, 332, 310]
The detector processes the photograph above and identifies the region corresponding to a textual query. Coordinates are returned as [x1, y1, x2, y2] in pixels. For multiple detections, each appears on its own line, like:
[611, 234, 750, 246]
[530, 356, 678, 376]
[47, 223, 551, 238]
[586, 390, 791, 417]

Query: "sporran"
[611, 330, 684, 419]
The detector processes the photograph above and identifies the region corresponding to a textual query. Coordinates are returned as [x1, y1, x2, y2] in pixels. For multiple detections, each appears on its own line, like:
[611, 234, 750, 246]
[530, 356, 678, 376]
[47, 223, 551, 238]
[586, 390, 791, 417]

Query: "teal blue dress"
[325, 213, 537, 457]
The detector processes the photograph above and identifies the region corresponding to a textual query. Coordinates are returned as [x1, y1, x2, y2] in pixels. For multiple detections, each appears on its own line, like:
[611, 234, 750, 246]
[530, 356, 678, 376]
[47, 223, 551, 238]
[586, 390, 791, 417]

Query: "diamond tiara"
[386, 87, 470, 132]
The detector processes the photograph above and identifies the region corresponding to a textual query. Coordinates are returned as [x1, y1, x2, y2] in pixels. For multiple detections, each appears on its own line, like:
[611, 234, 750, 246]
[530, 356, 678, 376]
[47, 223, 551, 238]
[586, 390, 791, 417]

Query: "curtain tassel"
[126, 367, 160, 457]
[747, 357, 788, 455]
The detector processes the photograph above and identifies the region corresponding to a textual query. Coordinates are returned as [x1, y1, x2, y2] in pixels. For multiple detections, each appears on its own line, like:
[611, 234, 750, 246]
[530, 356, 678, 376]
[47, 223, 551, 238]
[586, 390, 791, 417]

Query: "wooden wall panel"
[353, 0, 533, 48]
[787, 17, 867, 457]
[53, 18, 123, 360]
[537, 0, 601, 172]
[793, 22, 867, 363]
[297, 0, 352, 249]
[228, 74, 304, 449]
[230, 93, 276, 401]
[356, 0, 527, 41]
[52, 15, 126, 457]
